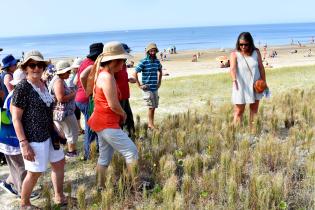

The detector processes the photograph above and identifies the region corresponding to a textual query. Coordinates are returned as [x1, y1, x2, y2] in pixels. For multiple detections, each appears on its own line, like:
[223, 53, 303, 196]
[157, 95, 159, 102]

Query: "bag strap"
[241, 53, 253, 79]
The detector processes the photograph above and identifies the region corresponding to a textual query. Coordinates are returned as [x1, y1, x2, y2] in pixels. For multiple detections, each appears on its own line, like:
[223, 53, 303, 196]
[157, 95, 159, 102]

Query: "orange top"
[88, 70, 121, 132]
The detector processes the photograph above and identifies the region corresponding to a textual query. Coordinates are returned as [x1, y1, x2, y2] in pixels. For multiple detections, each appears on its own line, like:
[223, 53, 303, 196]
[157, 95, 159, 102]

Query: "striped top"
[135, 55, 162, 91]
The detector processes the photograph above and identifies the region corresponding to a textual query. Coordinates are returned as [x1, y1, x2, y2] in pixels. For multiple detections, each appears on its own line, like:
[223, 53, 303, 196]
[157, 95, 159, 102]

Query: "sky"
[1, 0, 315, 37]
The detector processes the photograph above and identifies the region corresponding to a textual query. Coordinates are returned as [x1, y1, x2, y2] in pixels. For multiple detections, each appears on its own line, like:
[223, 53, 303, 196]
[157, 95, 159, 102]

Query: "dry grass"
[25, 65, 315, 209]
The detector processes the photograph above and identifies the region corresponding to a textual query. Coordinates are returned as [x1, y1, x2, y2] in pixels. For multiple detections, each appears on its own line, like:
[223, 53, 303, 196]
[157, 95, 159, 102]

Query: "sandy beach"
[125, 43, 315, 79]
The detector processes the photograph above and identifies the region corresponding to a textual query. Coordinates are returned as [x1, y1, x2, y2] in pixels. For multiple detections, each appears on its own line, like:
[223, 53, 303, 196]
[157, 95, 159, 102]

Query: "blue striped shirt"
[135, 56, 162, 91]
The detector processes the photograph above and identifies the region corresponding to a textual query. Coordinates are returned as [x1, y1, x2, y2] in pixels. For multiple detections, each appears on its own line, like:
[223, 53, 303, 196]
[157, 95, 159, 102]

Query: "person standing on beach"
[87, 41, 138, 189]
[11, 50, 66, 208]
[75, 43, 103, 160]
[114, 44, 136, 138]
[1, 55, 18, 106]
[230, 32, 266, 126]
[133, 43, 162, 129]
[49, 61, 79, 159]
[66, 58, 84, 134]
[0, 69, 38, 199]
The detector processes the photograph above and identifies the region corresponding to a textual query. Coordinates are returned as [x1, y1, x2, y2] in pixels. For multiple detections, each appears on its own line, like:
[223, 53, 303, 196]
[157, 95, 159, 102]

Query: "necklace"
[27, 80, 53, 107]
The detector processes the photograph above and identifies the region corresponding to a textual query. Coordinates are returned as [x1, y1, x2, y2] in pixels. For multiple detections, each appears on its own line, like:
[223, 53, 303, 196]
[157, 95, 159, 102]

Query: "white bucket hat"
[55, 60, 72, 75]
[21, 50, 48, 67]
[100, 41, 132, 63]
[71, 57, 84, 69]
[10, 68, 26, 86]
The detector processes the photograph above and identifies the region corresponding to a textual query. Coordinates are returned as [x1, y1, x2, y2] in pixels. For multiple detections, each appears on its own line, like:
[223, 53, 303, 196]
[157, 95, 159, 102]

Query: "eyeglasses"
[28, 62, 45, 69]
[239, 43, 249, 47]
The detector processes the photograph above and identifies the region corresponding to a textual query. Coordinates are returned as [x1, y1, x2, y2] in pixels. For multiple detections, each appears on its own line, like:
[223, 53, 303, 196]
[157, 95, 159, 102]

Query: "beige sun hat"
[10, 68, 26, 86]
[146, 43, 159, 53]
[100, 41, 132, 63]
[21, 50, 48, 67]
[71, 57, 84, 69]
[55, 60, 72, 75]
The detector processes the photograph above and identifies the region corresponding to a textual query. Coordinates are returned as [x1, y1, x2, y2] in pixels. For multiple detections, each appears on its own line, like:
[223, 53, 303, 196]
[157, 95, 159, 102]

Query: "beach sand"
[126, 43, 315, 79]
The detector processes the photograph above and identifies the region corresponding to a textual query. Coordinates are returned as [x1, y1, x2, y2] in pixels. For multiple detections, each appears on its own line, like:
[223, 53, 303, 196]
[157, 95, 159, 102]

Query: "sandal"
[54, 196, 68, 207]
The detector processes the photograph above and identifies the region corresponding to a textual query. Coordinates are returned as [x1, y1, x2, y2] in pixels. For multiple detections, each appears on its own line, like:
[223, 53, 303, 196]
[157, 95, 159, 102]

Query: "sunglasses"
[28, 62, 45, 69]
[239, 43, 249, 47]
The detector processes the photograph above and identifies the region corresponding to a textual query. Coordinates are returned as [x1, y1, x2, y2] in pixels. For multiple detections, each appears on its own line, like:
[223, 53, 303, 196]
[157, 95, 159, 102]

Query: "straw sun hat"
[20, 50, 48, 67]
[55, 60, 72, 75]
[146, 43, 159, 53]
[100, 41, 132, 63]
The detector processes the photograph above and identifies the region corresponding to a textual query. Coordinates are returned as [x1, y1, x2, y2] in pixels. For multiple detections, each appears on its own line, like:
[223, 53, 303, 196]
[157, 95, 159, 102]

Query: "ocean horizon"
[0, 22, 315, 59]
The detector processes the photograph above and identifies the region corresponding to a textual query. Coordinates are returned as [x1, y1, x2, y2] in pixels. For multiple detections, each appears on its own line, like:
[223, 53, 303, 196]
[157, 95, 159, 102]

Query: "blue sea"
[0, 22, 314, 59]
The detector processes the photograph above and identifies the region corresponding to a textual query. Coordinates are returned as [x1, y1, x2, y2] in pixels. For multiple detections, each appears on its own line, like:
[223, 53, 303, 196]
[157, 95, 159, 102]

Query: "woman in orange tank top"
[87, 41, 139, 190]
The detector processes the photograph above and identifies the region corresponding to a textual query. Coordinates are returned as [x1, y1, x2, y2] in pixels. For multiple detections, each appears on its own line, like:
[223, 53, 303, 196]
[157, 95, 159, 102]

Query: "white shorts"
[97, 128, 138, 166]
[23, 138, 64, 172]
[54, 114, 79, 144]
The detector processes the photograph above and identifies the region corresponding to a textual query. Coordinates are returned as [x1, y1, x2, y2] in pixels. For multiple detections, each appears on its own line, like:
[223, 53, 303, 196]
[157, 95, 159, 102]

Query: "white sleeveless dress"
[232, 50, 263, 104]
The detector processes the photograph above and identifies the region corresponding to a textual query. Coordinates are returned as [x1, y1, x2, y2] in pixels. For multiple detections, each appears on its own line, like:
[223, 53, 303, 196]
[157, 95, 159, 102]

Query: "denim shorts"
[97, 128, 138, 166]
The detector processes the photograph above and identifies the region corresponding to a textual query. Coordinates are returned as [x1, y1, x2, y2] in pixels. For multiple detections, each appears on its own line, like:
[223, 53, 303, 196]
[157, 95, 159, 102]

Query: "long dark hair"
[236, 32, 256, 54]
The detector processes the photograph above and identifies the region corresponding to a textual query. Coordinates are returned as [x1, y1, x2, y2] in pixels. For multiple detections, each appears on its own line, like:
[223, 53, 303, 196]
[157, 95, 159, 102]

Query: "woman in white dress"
[230, 32, 266, 125]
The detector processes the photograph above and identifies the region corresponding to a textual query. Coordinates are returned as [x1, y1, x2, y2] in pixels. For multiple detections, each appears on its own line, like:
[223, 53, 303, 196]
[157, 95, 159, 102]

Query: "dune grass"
[130, 65, 315, 121]
[21, 65, 315, 209]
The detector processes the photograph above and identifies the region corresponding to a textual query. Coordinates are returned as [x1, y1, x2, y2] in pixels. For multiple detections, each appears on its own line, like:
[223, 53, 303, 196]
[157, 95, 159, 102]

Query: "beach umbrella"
[216, 55, 228, 61]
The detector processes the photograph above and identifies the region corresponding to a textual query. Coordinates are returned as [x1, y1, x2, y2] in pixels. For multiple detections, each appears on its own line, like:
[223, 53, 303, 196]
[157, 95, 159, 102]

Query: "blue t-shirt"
[135, 55, 162, 91]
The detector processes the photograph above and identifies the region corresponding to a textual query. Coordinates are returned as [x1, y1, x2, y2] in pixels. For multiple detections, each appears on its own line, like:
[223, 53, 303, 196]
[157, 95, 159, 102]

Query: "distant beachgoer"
[87, 41, 138, 189]
[298, 41, 302, 47]
[11, 50, 66, 208]
[114, 43, 135, 138]
[311, 36, 315, 44]
[290, 49, 298, 54]
[230, 32, 267, 126]
[263, 45, 267, 60]
[160, 52, 163, 61]
[126, 60, 134, 68]
[192, 54, 197, 62]
[173, 46, 176, 54]
[49, 60, 79, 159]
[75, 43, 103, 160]
[133, 43, 163, 129]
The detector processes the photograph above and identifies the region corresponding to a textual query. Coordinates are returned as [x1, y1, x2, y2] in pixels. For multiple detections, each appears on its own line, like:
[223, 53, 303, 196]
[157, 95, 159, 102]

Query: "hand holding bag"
[242, 53, 267, 94]
[53, 102, 66, 121]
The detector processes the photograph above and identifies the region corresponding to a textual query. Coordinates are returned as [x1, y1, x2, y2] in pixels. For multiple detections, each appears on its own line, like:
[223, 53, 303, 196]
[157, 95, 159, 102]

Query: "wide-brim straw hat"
[100, 41, 132, 63]
[20, 50, 48, 67]
[10, 68, 26, 86]
[71, 57, 84, 69]
[146, 43, 159, 53]
[55, 60, 72, 75]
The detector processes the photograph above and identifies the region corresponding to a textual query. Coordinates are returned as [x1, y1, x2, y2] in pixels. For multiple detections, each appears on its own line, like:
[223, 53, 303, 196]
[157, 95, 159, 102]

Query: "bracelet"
[19, 139, 27, 143]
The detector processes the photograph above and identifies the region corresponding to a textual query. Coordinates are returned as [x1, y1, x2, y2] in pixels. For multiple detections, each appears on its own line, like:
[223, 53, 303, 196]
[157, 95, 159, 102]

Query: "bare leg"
[233, 104, 246, 125]
[148, 108, 155, 128]
[249, 100, 260, 129]
[20, 171, 41, 207]
[51, 159, 65, 203]
[96, 164, 107, 189]
[67, 143, 76, 153]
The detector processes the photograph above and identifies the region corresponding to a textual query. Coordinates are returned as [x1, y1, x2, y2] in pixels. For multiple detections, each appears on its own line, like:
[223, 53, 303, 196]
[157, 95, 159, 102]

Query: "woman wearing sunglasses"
[11, 50, 66, 209]
[230, 32, 267, 126]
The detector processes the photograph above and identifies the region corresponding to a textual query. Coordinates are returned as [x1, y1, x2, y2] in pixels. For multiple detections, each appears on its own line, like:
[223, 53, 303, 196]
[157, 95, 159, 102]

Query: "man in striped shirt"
[134, 43, 162, 129]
